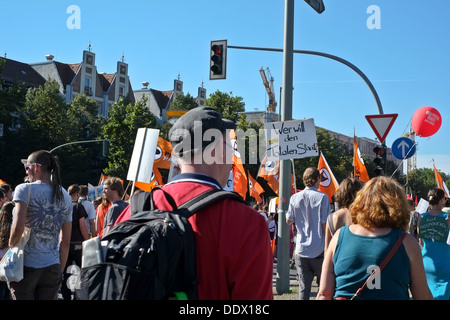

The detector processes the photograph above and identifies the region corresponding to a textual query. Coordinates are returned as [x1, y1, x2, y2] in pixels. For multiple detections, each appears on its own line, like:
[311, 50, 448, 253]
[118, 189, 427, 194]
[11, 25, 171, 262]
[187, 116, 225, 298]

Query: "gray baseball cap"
[169, 106, 236, 157]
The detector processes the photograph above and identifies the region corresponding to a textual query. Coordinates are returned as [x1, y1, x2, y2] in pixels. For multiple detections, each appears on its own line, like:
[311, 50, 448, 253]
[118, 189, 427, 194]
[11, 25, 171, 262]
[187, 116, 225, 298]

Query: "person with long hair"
[318, 176, 432, 300]
[419, 187, 450, 300]
[0, 201, 14, 300]
[9, 150, 72, 300]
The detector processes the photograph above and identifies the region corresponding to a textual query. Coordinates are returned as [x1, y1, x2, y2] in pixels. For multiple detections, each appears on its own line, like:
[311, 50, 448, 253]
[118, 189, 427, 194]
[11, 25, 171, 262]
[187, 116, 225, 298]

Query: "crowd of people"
[284, 168, 449, 300]
[0, 107, 449, 301]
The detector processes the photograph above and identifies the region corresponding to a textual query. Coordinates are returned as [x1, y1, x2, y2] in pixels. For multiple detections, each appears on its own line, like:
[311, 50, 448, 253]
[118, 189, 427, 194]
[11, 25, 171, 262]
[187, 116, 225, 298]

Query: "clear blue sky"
[2, 0, 449, 174]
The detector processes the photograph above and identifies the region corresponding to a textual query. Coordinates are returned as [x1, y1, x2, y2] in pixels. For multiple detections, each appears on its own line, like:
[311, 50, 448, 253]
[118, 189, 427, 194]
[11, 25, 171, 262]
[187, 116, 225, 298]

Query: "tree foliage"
[0, 68, 444, 200]
[204, 90, 245, 122]
[102, 95, 157, 179]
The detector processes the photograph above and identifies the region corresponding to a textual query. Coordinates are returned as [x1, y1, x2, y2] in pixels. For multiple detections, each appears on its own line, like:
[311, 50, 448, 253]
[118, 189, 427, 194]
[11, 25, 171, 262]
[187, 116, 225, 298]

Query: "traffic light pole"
[49, 139, 106, 154]
[226, 48, 384, 115]
[275, 0, 295, 295]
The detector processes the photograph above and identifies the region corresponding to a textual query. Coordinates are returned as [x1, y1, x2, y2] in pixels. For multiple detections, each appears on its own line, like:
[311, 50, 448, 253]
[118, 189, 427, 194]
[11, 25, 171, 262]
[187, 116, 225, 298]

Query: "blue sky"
[1, 0, 449, 174]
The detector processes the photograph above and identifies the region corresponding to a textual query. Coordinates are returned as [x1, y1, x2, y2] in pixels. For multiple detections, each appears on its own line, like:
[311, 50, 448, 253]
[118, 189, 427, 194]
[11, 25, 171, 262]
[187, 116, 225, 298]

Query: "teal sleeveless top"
[419, 212, 450, 300]
[333, 226, 410, 300]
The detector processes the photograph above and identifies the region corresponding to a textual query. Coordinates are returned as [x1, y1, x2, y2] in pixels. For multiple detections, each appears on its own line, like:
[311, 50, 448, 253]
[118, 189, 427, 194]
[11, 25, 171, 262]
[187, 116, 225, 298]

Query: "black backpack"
[77, 188, 244, 300]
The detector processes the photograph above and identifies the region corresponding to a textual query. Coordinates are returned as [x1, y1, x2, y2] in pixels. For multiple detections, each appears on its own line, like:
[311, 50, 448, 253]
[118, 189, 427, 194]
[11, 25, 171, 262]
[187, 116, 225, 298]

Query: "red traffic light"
[373, 146, 385, 156]
[211, 45, 222, 55]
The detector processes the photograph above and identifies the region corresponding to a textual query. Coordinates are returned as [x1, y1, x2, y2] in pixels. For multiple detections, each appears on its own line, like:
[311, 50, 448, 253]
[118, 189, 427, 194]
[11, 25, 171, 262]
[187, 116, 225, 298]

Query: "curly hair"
[349, 176, 410, 231]
[334, 177, 365, 209]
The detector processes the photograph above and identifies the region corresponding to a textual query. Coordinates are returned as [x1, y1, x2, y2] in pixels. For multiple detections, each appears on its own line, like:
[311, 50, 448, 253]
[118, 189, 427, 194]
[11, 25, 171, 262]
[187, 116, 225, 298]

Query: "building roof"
[53, 62, 80, 86]
[0, 57, 46, 87]
[151, 89, 172, 110]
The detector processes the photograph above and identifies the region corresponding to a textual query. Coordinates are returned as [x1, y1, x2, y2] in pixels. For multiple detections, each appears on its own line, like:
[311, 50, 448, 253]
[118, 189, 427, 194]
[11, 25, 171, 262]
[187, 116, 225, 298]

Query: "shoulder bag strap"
[350, 231, 406, 300]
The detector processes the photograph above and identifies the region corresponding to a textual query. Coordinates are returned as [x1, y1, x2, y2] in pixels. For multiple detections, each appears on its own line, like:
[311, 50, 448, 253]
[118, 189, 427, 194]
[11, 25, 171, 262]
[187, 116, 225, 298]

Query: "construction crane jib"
[259, 67, 277, 113]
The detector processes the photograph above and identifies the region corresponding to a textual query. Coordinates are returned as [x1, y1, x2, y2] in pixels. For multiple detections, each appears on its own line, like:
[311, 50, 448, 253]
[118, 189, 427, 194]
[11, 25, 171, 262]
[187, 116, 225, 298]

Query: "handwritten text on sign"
[265, 119, 318, 161]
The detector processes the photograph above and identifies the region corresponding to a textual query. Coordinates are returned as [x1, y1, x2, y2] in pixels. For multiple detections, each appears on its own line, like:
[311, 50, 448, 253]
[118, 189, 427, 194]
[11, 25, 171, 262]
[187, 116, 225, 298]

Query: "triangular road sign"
[365, 113, 398, 143]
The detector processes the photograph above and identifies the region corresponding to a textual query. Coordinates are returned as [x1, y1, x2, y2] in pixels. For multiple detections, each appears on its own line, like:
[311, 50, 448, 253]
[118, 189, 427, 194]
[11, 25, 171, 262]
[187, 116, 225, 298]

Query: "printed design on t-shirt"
[26, 188, 71, 249]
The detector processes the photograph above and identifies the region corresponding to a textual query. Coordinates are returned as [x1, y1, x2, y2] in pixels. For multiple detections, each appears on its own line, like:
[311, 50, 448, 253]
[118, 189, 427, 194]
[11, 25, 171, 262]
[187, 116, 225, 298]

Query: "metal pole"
[276, 0, 294, 295]
[227, 45, 384, 115]
[49, 139, 106, 153]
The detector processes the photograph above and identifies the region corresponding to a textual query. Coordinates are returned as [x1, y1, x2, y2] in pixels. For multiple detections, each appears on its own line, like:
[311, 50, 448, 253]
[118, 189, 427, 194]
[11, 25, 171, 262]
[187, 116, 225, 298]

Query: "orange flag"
[257, 154, 280, 195]
[248, 172, 265, 203]
[232, 155, 248, 199]
[257, 154, 297, 195]
[98, 173, 108, 186]
[318, 152, 339, 203]
[154, 137, 173, 170]
[134, 167, 163, 192]
[353, 135, 370, 182]
[433, 161, 449, 197]
[229, 129, 248, 199]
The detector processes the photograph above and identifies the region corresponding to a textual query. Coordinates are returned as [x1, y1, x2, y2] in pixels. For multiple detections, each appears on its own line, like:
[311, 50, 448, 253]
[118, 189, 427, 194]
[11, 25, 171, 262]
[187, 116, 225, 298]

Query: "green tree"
[21, 79, 70, 149]
[53, 94, 107, 186]
[102, 95, 157, 180]
[204, 90, 245, 122]
[408, 168, 438, 199]
[169, 93, 198, 111]
[0, 58, 28, 186]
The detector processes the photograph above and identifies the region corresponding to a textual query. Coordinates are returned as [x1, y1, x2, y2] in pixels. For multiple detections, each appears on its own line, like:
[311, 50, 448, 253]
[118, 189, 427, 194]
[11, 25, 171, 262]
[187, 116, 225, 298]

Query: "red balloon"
[411, 106, 442, 137]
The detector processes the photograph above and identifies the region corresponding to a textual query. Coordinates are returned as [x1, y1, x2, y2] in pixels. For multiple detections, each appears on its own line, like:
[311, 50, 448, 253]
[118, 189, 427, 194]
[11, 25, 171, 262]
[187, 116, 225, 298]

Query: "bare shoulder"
[402, 233, 422, 259]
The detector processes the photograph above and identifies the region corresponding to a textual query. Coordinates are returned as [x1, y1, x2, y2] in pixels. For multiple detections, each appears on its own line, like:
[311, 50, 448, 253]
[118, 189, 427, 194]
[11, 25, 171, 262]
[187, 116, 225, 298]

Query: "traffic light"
[210, 40, 227, 80]
[373, 145, 386, 176]
[102, 139, 109, 157]
[304, 0, 325, 14]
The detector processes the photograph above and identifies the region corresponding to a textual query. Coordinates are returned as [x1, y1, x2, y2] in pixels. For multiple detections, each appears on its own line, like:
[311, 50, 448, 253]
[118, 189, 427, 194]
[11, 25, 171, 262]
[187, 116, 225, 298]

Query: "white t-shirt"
[79, 197, 96, 234]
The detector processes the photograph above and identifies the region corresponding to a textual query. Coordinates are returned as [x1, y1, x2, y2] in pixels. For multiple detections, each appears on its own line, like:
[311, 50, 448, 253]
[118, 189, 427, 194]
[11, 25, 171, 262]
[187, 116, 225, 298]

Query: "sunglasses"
[24, 163, 42, 170]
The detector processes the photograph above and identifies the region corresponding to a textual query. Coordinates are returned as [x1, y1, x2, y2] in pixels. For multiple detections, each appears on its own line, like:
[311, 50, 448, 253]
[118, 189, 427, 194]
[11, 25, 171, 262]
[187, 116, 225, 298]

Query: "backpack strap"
[178, 189, 245, 219]
[130, 187, 178, 215]
[130, 187, 245, 218]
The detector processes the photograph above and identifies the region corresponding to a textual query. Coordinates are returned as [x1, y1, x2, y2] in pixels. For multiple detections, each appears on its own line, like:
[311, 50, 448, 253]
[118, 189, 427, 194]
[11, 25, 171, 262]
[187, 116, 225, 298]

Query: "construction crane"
[404, 127, 417, 172]
[259, 67, 277, 113]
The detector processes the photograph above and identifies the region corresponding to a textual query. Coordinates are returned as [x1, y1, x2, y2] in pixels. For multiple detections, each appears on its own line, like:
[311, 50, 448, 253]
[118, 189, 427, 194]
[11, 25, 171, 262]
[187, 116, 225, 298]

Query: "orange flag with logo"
[154, 137, 173, 170]
[134, 167, 163, 192]
[433, 161, 449, 197]
[258, 154, 280, 195]
[248, 172, 265, 203]
[353, 135, 370, 182]
[317, 152, 339, 203]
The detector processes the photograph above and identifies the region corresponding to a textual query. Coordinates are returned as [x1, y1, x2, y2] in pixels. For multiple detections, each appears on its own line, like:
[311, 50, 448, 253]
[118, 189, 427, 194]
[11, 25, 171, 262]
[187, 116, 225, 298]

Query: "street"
[272, 261, 319, 300]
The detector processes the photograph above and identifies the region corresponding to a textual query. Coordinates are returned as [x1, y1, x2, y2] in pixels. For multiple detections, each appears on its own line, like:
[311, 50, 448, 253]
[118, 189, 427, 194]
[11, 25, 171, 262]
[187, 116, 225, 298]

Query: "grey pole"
[276, 0, 295, 295]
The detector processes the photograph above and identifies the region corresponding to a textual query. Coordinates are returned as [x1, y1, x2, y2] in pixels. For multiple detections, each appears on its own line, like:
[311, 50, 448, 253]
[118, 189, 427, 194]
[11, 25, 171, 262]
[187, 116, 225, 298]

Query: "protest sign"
[264, 119, 318, 161]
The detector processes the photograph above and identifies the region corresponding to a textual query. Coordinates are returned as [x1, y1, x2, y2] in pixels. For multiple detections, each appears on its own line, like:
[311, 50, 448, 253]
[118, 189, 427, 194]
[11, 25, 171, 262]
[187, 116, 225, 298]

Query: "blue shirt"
[286, 187, 330, 258]
[333, 226, 410, 300]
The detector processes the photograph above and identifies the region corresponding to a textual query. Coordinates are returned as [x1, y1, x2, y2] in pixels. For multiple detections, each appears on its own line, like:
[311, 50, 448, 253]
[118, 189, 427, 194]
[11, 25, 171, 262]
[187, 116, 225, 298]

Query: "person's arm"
[403, 233, 433, 300]
[79, 217, 89, 241]
[9, 201, 27, 247]
[317, 228, 340, 300]
[59, 221, 72, 272]
[89, 218, 97, 237]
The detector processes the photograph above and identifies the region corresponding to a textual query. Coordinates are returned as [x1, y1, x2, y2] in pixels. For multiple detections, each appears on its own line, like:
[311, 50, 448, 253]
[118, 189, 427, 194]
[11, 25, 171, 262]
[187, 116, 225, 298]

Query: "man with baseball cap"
[153, 107, 273, 299]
